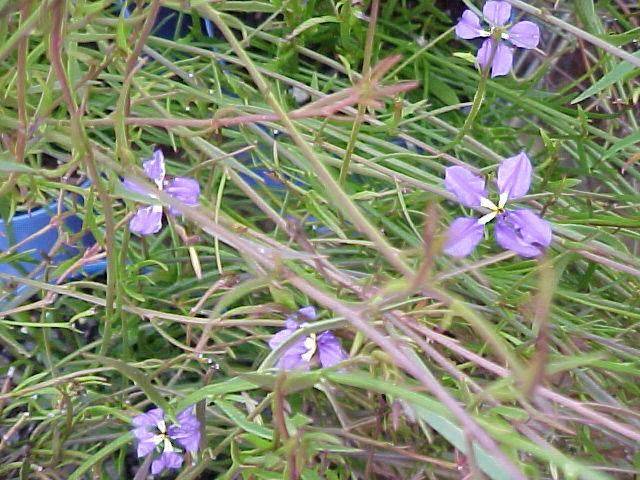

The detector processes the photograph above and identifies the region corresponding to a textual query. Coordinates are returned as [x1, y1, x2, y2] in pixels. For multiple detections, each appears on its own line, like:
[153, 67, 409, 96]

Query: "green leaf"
[215, 399, 273, 440]
[490, 406, 529, 422]
[603, 27, 640, 46]
[0, 159, 35, 174]
[429, 75, 459, 105]
[601, 130, 640, 161]
[116, 6, 131, 53]
[326, 372, 608, 480]
[571, 51, 640, 104]
[67, 432, 132, 480]
[241, 371, 323, 394]
[286, 16, 339, 40]
[175, 377, 259, 411]
[87, 355, 173, 418]
[0, 323, 31, 358]
[324, 372, 510, 479]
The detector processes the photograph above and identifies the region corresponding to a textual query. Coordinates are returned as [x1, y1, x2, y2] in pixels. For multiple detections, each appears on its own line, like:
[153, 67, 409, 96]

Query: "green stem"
[50, 0, 118, 358]
[338, 103, 365, 186]
[336, 0, 377, 186]
[506, 0, 640, 68]
[196, 3, 413, 277]
[444, 38, 498, 151]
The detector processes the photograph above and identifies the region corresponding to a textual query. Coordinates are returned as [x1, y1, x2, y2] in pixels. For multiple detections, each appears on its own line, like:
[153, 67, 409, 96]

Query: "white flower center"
[477, 192, 509, 225]
[154, 419, 175, 452]
[301, 333, 317, 362]
[157, 420, 167, 434]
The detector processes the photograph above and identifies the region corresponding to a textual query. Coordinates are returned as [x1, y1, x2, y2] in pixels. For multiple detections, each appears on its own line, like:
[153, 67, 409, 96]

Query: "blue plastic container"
[0, 185, 106, 309]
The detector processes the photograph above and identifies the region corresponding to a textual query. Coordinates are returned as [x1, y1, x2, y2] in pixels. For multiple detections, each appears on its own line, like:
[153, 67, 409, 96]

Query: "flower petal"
[163, 451, 184, 470]
[176, 408, 200, 428]
[444, 217, 485, 257]
[496, 152, 532, 200]
[455, 10, 484, 39]
[169, 408, 201, 453]
[494, 218, 539, 257]
[317, 331, 347, 368]
[297, 306, 317, 321]
[490, 41, 513, 77]
[132, 408, 164, 428]
[165, 177, 200, 215]
[508, 21, 540, 49]
[268, 326, 298, 350]
[483, 0, 511, 26]
[444, 166, 487, 207]
[284, 317, 299, 330]
[477, 38, 492, 69]
[143, 149, 165, 185]
[495, 210, 552, 257]
[152, 451, 183, 475]
[509, 209, 552, 246]
[133, 428, 157, 457]
[123, 178, 152, 198]
[275, 338, 310, 370]
[129, 205, 163, 236]
[477, 39, 513, 77]
[151, 455, 167, 475]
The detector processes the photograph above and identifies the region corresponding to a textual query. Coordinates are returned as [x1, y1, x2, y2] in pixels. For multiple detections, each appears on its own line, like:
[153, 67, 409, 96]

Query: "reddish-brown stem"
[0, 1, 31, 198]
[50, 0, 118, 357]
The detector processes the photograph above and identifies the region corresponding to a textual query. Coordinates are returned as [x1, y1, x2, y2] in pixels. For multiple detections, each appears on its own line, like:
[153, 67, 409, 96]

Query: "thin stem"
[197, 4, 414, 277]
[506, 0, 640, 68]
[338, 103, 366, 186]
[444, 38, 498, 151]
[282, 271, 527, 480]
[49, 0, 118, 358]
[0, 0, 31, 198]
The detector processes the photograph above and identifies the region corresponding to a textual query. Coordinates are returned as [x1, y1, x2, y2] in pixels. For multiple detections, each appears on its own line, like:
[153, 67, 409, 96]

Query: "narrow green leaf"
[175, 378, 259, 411]
[287, 16, 339, 40]
[88, 355, 173, 418]
[67, 432, 133, 480]
[601, 130, 640, 161]
[0, 159, 35, 174]
[215, 399, 273, 440]
[572, 51, 640, 104]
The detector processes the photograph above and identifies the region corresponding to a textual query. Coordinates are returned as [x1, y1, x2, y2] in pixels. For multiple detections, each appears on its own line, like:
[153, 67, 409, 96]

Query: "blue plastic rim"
[0, 6, 414, 308]
[0, 184, 106, 309]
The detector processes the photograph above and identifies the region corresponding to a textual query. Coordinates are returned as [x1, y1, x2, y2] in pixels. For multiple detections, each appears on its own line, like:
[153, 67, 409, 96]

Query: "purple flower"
[268, 306, 348, 370]
[443, 152, 552, 258]
[132, 406, 201, 475]
[123, 149, 200, 236]
[455, 1, 540, 77]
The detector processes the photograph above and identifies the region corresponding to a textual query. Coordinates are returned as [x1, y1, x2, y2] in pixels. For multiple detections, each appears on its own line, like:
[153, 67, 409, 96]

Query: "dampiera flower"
[455, 1, 540, 77]
[124, 149, 200, 236]
[132, 406, 201, 475]
[268, 306, 347, 370]
[443, 152, 552, 258]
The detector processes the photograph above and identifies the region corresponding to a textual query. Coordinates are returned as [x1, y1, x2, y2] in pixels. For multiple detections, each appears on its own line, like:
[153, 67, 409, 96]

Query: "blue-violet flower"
[124, 149, 200, 236]
[132, 406, 201, 475]
[455, 1, 540, 77]
[443, 152, 552, 258]
[269, 306, 347, 370]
